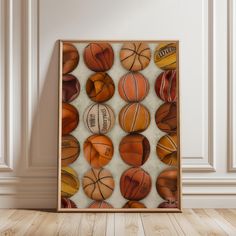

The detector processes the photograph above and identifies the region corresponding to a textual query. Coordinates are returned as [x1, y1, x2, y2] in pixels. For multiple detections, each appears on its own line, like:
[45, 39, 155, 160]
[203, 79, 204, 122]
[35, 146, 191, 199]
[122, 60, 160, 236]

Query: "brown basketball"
[119, 134, 150, 167]
[123, 201, 146, 208]
[61, 197, 77, 208]
[84, 134, 114, 168]
[88, 201, 113, 208]
[63, 43, 79, 74]
[118, 72, 149, 102]
[156, 168, 178, 202]
[83, 43, 114, 72]
[156, 133, 177, 166]
[155, 102, 177, 133]
[86, 72, 115, 102]
[62, 103, 79, 135]
[120, 42, 151, 71]
[158, 201, 178, 208]
[83, 103, 115, 134]
[120, 167, 151, 200]
[119, 103, 150, 133]
[61, 135, 80, 166]
[83, 168, 115, 200]
[62, 74, 80, 103]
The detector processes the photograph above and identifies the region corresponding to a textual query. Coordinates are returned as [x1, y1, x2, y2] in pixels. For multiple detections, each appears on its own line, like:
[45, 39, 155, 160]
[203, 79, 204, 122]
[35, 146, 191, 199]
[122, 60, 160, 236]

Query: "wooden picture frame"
[57, 40, 181, 212]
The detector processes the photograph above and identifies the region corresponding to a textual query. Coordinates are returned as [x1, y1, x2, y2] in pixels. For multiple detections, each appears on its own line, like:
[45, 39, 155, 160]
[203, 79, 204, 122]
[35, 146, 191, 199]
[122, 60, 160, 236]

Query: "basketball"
[62, 103, 79, 135]
[61, 197, 77, 208]
[118, 72, 149, 102]
[84, 134, 114, 168]
[156, 133, 177, 166]
[62, 74, 80, 103]
[120, 42, 151, 71]
[83, 43, 114, 72]
[123, 201, 146, 208]
[154, 43, 176, 70]
[86, 72, 115, 102]
[88, 201, 113, 208]
[82, 168, 115, 200]
[120, 167, 151, 200]
[61, 166, 80, 198]
[83, 103, 115, 134]
[119, 134, 150, 167]
[155, 102, 177, 133]
[61, 135, 80, 166]
[156, 168, 178, 202]
[155, 70, 177, 102]
[158, 201, 178, 208]
[119, 103, 150, 133]
[63, 43, 79, 74]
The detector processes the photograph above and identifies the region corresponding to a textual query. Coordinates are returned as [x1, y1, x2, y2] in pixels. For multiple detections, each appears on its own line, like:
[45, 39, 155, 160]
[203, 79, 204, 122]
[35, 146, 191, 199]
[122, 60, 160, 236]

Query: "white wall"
[0, 0, 235, 208]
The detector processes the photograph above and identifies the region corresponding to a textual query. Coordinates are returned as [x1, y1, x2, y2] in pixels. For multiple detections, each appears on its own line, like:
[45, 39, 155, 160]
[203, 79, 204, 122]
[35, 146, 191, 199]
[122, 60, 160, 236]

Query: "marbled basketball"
[120, 42, 151, 71]
[158, 201, 178, 208]
[63, 43, 79, 74]
[83, 103, 115, 134]
[120, 167, 151, 200]
[83, 43, 114, 72]
[123, 201, 146, 208]
[88, 201, 113, 208]
[155, 70, 177, 102]
[61, 197, 77, 208]
[118, 72, 149, 102]
[119, 103, 150, 133]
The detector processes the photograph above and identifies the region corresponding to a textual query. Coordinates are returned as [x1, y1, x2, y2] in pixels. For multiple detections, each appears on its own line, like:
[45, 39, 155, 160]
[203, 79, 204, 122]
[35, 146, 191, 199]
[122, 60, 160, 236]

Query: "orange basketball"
[118, 72, 149, 102]
[119, 103, 150, 133]
[88, 201, 113, 208]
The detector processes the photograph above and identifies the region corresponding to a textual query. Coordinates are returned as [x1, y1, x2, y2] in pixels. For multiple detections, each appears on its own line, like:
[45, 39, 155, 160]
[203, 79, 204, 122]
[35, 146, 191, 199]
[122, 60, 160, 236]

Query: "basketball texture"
[83, 103, 115, 134]
[63, 43, 79, 74]
[62, 74, 80, 103]
[83, 168, 115, 200]
[84, 134, 114, 168]
[156, 168, 178, 202]
[155, 70, 177, 102]
[83, 43, 114, 72]
[120, 42, 151, 71]
[119, 103, 150, 133]
[123, 201, 146, 208]
[88, 201, 113, 208]
[61, 166, 80, 198]
[155, 102, 177, 133]
[156, 133, 177, 166]
[62, 103, 79, 135]
[86, 72, 115, 102]
[118, 72, 149, 102]
[158, 201, 178, 208]
[61, 197, 77, 208]
[120, 167, 151, 200]
[119, 134, 150, 167]
[61, 135, 80, 166]
[154, 43, 177, 70]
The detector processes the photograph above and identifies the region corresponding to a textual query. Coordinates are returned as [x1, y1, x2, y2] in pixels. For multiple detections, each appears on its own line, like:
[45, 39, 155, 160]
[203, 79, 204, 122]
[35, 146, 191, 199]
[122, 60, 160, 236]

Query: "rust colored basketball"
[118, 72, 149, 102]
[83, 43, 114, 72]
[86, 72, 115, 102]
[120, 42, 151, 71]
[61, 135, 80, 166]
[88, 201, 113, 208]
[119, 134, 150, 167]
[123, 201, 146, 208]
[156, 168, 178, 202]
[84, 134, 114, 168]
[63, 43, 79, 74]
[155, 102, 177, 133]
[83, 168, 115, 200]
[61, 197, 77, 208]
[120, 167, 151, 200]
[62, 103, 79, 135]
[119, 103, 150, 133]
[156, 133, 177, 166]
[158, 201, 178, 208]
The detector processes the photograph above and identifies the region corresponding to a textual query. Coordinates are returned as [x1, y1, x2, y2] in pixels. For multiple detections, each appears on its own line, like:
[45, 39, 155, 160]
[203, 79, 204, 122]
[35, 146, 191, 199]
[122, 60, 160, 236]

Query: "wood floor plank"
[216, 209, 236, 228]
[92, 213, 107, 236]
[78, 213, 96, 236]
[167, 214, 185, 235]
[123, 213, 145, 236]
[0, 210, 16, 230]
[106, 213, 115, 236]
[114, 213, 125, 236]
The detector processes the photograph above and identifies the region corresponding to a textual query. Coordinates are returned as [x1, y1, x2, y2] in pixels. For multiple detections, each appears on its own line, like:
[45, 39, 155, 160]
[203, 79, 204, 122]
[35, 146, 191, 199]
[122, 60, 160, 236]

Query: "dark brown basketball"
[62, 103, 79, 135]
[123, 201, 146, 208]
[61, 197, 77, 208]
[120, 167, 151, 200]
[88, 201, 113, 208]
[158, 201, 178, 208]
[63, 43, 79, 74]
[119, 134, 150, 167]
[86, 72, 115, 102]
[83, 43, 114, 72]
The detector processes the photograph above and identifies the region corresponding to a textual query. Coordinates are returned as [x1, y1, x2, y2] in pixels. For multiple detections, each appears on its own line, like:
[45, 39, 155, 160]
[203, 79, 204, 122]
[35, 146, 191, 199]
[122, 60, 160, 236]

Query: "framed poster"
[57, 40, 181, 212]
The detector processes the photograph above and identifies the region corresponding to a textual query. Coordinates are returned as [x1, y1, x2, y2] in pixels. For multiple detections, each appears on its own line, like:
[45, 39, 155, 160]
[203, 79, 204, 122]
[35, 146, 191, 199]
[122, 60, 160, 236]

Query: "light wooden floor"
[0, 209, 236, 235]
